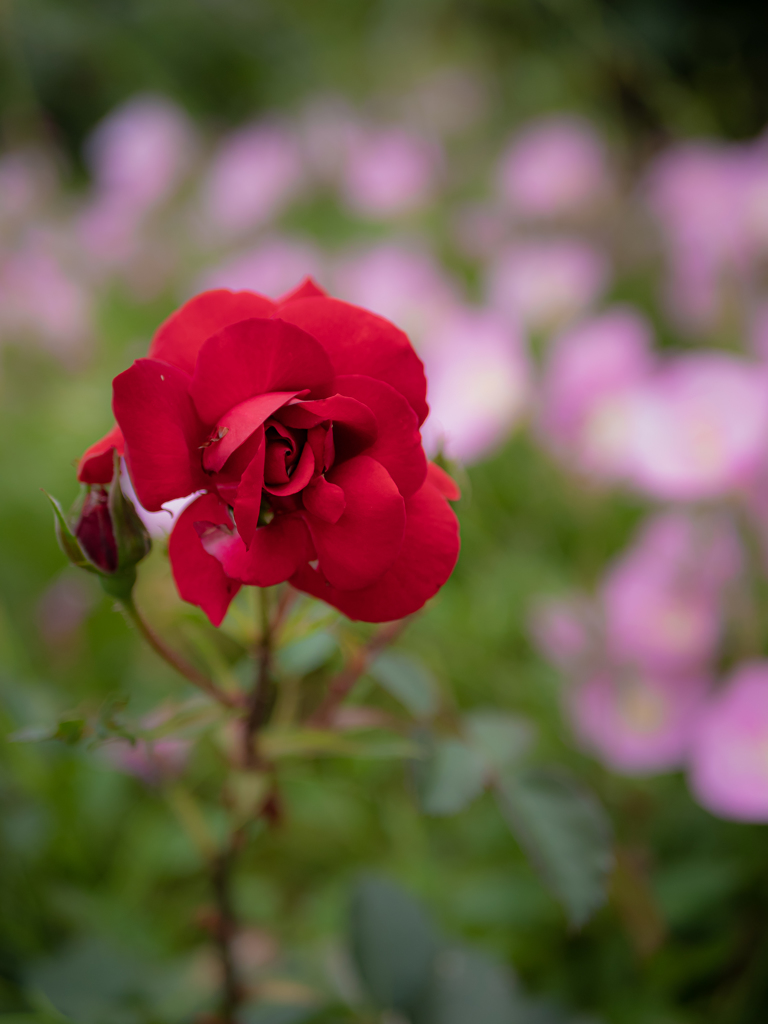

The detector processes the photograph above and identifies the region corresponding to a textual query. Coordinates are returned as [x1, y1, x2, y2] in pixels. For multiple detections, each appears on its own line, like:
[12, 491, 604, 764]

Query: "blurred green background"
[3, 2, 768, 1023]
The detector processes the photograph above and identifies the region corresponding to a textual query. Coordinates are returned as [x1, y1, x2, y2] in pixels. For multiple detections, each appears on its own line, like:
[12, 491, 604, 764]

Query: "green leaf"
[349, 875, 439, 1016]
[108, 451, 151, 569]
[368, 651, 439, 718]
[464, 710, 536, 772]
[414, 947, 518, 1024]
[277, 630, 338, 676]
[43, 491, 95, 572]
[495, 767, 614, 928]
[420, 739, 488, 816]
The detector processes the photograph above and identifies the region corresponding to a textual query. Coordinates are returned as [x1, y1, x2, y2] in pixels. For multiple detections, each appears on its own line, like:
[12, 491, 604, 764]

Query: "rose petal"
[203, 514, 315, 587]
[77, 424, 125, 483]
[277, 276, 328, 304]
[231, 437, 266, 545]
[274, 394, 377, 456]
[426, 461, 461, 501]
[190, 318, 334, 425]
[263, 439, 316, 497]
[113, 359, 208, 511]
[202, 390, 304, 473]
[291, 476, 460, 622]
[273, 296, 429, 425]
[149, 288, 276, 375]
[303, 476, 346, 523]
[333, 374, 427, 497]
[169, 493, 241, 626]
[301, 455, 405, 590]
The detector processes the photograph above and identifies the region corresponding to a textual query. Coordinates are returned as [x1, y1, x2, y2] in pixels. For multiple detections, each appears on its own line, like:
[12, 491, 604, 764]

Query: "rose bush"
[77, 279, 460, 624]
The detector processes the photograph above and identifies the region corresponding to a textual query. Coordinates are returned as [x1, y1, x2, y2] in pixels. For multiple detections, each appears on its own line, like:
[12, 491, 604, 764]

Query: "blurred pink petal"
[420, 307, 529, 463]
[602, 512, 741, 674]
[497, 116, 610, 218]
[540, 306, 655, 478]
[486, 238, 609, 332]
[568, 669, 709, 775]
[530, 596, 591, 668]
[86, 95, 195, 211]
[201, 122, 305, 235]
[101, 736, 190, 786]
[626, 353, 768, 500]
[340, 126, 442, 218]
[199, 236, 323, 297]
[75, 197, 142, 269]
[333, 243, 458, 343]
[690, 662, 768, 820]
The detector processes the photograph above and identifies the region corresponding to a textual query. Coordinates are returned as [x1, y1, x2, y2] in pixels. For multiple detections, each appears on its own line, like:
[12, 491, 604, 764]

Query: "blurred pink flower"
[420, 307, 529, 463]
[199, 236, 323, 297]
[75, 198, 142, 269]
[568, 668, 709, 775]
[451, 202, 508, 259]
[625, 353, 768, 500]
[601, 512, 741, 674]
[340, 126, 442, 218]
[101, 736, 190, 786]
[0, 239, 92, 355]
[530, 596, 591, 668]
[201, 123, 305, 236]
[540, 306, 655, 478]
[333, 242, 458, 343]
[86, 95, 195, 212]
[497, 116, 609, 218]
[486, 238, 609, 332]
[749, 301, 768, 362]
[690, 662, 768, 820]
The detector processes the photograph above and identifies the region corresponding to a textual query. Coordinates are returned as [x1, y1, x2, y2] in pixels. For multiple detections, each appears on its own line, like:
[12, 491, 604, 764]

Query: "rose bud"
[47, 451, 151, 598]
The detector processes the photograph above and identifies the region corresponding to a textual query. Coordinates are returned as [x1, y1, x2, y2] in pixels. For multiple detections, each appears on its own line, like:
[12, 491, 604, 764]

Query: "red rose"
[77, 279, 460, 625]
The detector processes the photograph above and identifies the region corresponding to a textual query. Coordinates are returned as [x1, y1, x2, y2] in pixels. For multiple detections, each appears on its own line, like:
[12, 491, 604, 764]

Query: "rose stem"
[242, 586, 275, 766]
[212, 841, 242, 1021]
[120, 595, 241, 709]
[309, 618, 410, 727]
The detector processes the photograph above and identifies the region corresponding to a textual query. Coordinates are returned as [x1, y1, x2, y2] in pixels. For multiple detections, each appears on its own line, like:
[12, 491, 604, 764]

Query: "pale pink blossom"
[86, 95, 195, 211]
[690, 662, 768, 820]
[333, 243, 458, 343]
[201, 123, 305, 236]
[420, 307, 529, 463]
[540, 307, 654, 478]
[199, 236, 323, 297]
[486, 239, 609, 332]
[568, 669, 709, 775]
[602, 512, 741, 674]
[530, 597, 591, 668]
[340, 126, 441, 218]
[101, 736, 190, 786]
[497, 116, 609, 218]
[625, 353, 768, 500]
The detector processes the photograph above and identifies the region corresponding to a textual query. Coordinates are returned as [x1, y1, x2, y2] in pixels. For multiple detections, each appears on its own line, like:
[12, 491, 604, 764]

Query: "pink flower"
[486, 239, 609, 332]
[340, 126, 442, 218]
[497, 116, 609, 218]
[85, 95, 195, 212]
[420, 307, 529, 463]
[540, 307, 654, 478]
[625, 353, 768, 500]
[690, 663, 768, 820]
[101, 736, 190, 786]
[199, 236, 323, 297]
[530, 596, 591, 668]
[568, 668, 709, 775]
[601, 512, 741, 674]
[333, 243, 458, 343]
[200, 123, 305, 236]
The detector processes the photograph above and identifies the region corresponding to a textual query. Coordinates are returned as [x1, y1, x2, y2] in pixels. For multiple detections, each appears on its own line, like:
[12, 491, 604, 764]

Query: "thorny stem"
[120, 596, 240, 708]
[309, 618, 411, 726]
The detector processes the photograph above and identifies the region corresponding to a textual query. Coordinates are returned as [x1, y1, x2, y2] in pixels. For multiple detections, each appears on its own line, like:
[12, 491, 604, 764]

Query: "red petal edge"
[77, 424, 125, 484]
[169, 493, 241, 627]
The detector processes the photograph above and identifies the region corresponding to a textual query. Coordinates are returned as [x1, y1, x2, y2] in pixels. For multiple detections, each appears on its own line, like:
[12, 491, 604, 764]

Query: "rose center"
[263, 421, 305, 486]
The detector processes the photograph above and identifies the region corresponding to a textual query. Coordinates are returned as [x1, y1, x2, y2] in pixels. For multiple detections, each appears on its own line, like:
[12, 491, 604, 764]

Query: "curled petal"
[149, 289, 276, 376]
[275, 394, 377, 456]
[303, 476, 346, 523]
[426, 461, 461, 501]
[169, 493, 241, 627]
[274, 296, 429, 425]
[231, 437, 266, 545]
[302, 455, 405, 590]
[263, 440, 316, 496]
[202, 514, 315, 588]
[78, 424, 125, 484]
[202, 390, 304, 473]
[190, 318, 334, 424]
[113, 360, 209, 511]
[291, 476, 460, 622]
[333, 374, 426, 497]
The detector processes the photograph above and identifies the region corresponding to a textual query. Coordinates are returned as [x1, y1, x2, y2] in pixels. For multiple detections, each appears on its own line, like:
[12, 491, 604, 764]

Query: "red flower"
[78, 279, 460, 625]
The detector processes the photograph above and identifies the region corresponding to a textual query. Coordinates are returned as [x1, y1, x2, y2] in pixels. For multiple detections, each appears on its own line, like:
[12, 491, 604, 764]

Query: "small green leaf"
[368, 651, 439, 718]
[464, 710, 535, 772]
[420, 738, 488, 816]
[495, 766, 614, 928]
[53, 718, 88, 745]
[44, 492, 95, 572]
[277, 630, 338, 676]
[349, 875, 439, 1016]
[414, 947, 518, 1024]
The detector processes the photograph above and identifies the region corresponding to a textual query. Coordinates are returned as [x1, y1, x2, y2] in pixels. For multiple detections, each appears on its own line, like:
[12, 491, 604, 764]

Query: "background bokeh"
[4, 1, 768, 1022]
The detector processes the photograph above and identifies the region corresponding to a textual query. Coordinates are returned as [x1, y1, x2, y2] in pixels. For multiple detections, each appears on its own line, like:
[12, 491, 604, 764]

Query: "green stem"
[242, 587, 275, 766]
[120, 596, 240, 709]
